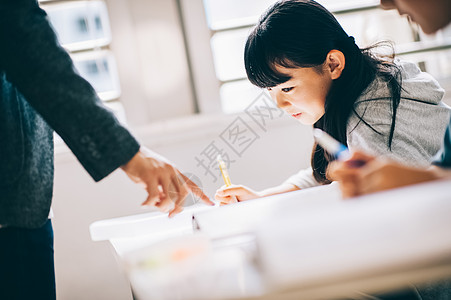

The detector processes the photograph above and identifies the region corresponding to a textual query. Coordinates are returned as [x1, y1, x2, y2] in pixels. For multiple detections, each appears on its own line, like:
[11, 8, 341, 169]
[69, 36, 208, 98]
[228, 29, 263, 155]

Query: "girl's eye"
[267, 87, 272, 91]
[281, 87, 294, 93]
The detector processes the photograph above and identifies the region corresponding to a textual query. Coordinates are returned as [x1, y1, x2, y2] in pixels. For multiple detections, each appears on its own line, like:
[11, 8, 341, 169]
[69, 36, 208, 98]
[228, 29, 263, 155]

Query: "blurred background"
[37, 0, 451, 299]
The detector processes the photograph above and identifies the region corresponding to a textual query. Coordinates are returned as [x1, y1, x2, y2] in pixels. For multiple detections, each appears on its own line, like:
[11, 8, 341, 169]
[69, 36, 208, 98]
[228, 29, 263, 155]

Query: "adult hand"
[328, 150, 440, 198]
[215, 184, 261, 205]
[121, 147, 214, 217]
[327, 150, 375, 198]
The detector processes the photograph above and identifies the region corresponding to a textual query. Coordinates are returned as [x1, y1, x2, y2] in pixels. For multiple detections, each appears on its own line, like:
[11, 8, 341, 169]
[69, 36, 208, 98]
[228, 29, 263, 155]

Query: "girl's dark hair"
[244, 0, 401, 184]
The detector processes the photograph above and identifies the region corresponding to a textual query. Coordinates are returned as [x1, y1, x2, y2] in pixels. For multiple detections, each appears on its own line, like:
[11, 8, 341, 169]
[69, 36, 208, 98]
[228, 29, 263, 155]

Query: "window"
[41, 1, 123, 117]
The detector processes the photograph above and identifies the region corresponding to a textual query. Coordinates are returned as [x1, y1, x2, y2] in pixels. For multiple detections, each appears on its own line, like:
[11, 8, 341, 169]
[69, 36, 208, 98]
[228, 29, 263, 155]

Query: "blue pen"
[313, 129, 366, 167]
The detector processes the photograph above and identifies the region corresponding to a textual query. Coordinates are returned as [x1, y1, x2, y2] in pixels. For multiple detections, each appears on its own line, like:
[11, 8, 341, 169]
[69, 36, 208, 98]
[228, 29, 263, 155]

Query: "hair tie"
[338, 35, 359, 53]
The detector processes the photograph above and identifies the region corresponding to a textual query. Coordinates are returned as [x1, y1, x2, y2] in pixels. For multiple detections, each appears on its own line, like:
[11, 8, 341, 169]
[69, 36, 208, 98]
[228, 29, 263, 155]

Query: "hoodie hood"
[358, 59, 445, 105]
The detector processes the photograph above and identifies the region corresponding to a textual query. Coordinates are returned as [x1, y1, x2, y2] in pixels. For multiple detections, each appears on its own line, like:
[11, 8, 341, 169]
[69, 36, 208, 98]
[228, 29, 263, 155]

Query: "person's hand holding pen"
[315, 129, 444, 198]
[328, 150, 377, 198]
[121, 147, 214, 217]
[215, 184, 262, 205]
[328, 150, 443, 198]
[216, 155, 240, 205]
[215, 155, 263, 205]
[215, 155, 300, 204]
[313, 129, 371, 198]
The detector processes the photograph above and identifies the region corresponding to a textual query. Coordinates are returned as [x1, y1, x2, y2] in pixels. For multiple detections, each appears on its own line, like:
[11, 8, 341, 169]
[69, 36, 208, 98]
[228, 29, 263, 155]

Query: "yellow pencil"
[217, 155, 238, 204]
[217, 155, 232, 187]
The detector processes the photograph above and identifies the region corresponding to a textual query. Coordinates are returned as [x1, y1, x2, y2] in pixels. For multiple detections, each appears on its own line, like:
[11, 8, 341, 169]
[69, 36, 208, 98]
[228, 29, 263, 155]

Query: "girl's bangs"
[245, 36, 291, 88]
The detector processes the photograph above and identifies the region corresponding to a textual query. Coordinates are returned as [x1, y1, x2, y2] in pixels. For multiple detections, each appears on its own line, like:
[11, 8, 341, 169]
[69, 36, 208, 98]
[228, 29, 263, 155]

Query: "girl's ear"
[326, 50, 345, 80]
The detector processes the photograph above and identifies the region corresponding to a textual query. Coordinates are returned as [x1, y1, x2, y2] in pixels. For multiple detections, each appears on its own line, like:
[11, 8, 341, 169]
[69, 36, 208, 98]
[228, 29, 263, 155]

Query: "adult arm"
[0, 0, 212, 213]
[0, 0, 138, 180]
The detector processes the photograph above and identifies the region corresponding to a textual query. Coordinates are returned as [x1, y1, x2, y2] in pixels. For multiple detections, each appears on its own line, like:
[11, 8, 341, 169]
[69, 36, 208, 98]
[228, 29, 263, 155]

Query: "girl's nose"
[275, 93, 291, 109]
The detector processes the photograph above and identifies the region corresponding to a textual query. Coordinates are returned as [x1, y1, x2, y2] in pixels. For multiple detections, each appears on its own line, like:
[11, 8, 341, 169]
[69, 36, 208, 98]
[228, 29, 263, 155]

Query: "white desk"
[90, 179, 451, 300]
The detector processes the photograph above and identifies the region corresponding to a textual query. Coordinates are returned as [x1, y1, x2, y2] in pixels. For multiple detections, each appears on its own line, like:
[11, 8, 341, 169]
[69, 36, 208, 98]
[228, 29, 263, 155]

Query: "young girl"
[215, 0, 450, 203]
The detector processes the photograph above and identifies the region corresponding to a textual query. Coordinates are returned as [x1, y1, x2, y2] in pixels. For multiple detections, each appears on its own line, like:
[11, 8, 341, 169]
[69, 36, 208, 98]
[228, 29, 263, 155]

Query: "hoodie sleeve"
[347, 96, 450, 168]
[0, 0, 140, 181]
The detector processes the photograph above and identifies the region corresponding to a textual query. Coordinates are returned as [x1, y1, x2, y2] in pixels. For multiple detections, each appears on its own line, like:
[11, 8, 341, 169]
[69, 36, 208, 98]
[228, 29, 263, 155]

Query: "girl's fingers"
[214, 194, 232, 202]
[217, 195, 236, 204]
[221, 185, 252, 197]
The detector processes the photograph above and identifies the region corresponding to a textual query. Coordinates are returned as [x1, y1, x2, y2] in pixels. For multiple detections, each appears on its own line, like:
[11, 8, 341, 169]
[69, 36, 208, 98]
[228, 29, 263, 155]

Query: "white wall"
[52, 114, 313, 300]
[105, 0, 195, 126]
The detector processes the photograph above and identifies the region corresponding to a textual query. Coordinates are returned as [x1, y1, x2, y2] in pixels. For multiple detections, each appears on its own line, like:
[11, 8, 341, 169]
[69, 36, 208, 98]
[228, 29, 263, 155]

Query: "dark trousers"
[0, 220, 56, 300]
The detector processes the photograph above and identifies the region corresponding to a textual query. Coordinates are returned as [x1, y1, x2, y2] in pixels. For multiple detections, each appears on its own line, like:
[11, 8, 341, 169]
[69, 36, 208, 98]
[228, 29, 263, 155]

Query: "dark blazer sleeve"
[0, 0, 140, 181]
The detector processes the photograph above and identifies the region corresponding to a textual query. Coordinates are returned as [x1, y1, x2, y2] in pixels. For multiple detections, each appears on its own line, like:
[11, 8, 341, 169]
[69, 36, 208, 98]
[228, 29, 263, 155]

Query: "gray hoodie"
[285, 60, 450, 189]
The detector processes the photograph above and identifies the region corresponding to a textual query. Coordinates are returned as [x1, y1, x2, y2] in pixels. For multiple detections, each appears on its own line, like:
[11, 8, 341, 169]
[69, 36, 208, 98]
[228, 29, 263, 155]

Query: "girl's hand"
[214, 185, 262, 205]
